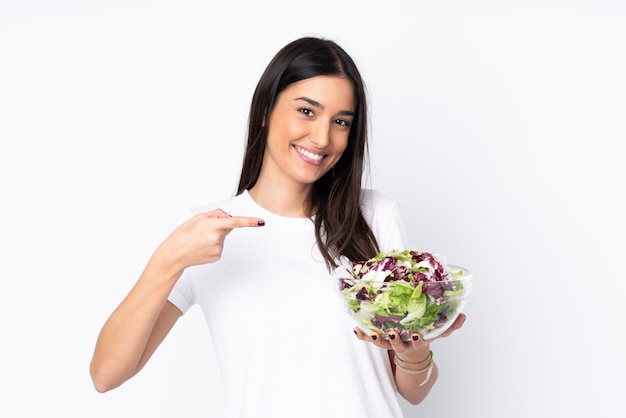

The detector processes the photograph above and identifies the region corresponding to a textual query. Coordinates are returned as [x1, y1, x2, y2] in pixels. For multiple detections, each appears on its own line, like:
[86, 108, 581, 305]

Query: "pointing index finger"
[220, 216, 266, 229]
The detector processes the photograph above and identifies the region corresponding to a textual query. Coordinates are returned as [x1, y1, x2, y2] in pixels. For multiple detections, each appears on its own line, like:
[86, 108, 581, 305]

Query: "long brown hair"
[237, 37, 378, 269]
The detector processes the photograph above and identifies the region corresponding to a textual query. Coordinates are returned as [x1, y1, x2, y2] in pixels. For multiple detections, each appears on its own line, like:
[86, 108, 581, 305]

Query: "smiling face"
[257, 75, 356, 192]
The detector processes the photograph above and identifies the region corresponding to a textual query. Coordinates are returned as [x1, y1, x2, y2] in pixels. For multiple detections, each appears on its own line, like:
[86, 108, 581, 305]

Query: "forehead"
[280, 76, 356, 110]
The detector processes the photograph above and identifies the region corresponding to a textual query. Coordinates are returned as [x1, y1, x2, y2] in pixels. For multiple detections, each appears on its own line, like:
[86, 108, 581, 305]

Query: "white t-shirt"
[168, 189, 409, 418]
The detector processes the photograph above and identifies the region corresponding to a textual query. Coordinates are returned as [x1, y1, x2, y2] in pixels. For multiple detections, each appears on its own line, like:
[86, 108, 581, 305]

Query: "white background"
[1, 1, 625, 417]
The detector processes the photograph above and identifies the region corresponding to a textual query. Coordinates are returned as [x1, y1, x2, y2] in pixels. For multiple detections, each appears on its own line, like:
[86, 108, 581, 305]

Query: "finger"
[433, 313, 467, 340]
[387, 330, 410, 353]
[215, 216, 266, 231]
[353, 327, 390, 348]
[205, 209, 233, 218]
[226, 216, 266, 228]
[409, 333, 427, 350]
[446, 313, 466, 333]
[353, 327, 370, 342]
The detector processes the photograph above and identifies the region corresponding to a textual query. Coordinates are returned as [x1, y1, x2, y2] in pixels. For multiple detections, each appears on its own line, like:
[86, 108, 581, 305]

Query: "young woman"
[90, 36, 465, 417]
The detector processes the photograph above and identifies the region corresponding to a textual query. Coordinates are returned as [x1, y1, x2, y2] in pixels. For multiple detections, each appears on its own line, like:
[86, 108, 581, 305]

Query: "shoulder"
[360, 188, 409, 249]
[360, 188, 400, 218]
[360, 188, 397, 205]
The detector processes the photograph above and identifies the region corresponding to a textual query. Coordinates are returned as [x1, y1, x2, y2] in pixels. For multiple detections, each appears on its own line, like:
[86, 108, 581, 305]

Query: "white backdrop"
[1, 1, 625, 417]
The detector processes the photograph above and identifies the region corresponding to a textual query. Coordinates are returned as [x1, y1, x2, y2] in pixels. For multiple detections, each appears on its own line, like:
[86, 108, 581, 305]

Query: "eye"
[334, 118, 351, 128]
[299, 108, 314, 117]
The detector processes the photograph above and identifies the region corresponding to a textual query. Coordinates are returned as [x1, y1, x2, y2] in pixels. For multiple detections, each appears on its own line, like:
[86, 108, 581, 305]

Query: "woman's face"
[260, 75, 355, 190]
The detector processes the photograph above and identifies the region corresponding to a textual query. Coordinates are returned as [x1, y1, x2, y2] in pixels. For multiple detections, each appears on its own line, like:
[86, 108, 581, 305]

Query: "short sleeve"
[361, 189, 409, 253]
[168, 274, 195, 314]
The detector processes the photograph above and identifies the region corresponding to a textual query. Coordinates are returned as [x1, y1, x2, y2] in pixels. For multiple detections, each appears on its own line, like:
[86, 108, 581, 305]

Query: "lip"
[293, 145, 326, 166]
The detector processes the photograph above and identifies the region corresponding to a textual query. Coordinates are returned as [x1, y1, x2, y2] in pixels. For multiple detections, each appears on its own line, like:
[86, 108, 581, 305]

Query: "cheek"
[329, 141, 349, 168]
[335, 134, 350, 154]
[269, 119, 304, 146]
[284, 122, 303, 140]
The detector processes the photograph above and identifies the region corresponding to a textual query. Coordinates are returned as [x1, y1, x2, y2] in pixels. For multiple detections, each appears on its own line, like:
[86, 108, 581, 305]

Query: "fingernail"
[412, 335, 419, 342]
[257, 220, 265, 226]
[371, 335, 377, 341]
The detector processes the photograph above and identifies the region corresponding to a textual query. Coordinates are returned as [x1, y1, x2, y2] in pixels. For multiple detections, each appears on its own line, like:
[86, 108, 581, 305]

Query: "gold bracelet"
[393, 355, 435, 387]
[395, 350, 432, 365]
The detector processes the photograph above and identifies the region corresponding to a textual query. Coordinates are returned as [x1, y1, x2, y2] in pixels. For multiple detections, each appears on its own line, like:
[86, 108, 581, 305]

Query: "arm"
[353, 313, 466, 405]
[89, 256, 183, 393]
[387, 340, 438, 405]
[89, 210, 265, 393]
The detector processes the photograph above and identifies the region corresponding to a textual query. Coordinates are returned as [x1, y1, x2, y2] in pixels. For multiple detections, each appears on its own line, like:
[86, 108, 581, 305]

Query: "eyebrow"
[295, 96, 355, 117]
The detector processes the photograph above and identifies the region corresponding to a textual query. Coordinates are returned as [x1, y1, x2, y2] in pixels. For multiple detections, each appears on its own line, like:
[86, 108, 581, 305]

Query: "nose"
[310, 120, 331, 148]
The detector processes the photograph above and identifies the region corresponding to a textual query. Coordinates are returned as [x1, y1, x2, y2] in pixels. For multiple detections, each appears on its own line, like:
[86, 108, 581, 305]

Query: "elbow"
[396, 365, 438, 405]
[92, 380, 111, 394]
[401, 392, 429, 406]
[91, 375, 121, 394]
[90, 373, 115, 394]
[89, 362, 122, 394]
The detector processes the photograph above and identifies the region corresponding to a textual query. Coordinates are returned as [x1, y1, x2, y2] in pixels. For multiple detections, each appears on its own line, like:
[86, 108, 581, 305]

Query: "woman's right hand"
[154, 209, 266, 273]
[90, 209, 265, 393]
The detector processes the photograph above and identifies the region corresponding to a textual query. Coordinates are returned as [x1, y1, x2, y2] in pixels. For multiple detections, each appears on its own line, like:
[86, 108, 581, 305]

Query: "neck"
[248, 179, 313, 218]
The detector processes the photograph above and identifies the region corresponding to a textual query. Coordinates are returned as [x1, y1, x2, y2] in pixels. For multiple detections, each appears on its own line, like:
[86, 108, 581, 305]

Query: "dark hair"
[237, 36, 378, 269]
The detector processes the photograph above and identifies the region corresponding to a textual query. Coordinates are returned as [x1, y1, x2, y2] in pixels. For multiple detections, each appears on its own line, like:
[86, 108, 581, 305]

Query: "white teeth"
[296, 146, 324, 161]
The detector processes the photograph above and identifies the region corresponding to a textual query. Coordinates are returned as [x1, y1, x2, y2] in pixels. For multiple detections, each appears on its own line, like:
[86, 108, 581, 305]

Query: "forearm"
[90, 211, 266, 392]
[90, 253, 182, 391]
[391, 346, 439, 405]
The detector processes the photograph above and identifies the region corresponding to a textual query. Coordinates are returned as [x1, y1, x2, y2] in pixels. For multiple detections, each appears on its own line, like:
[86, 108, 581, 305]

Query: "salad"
[336, 249, 470, 341]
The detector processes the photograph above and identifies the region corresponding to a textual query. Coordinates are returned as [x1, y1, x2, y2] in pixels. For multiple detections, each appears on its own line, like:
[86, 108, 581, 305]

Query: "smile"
[294, 145, 325, 161]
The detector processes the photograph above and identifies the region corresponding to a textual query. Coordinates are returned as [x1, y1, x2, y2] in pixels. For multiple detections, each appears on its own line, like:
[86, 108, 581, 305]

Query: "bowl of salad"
[336, 249, 472, 341]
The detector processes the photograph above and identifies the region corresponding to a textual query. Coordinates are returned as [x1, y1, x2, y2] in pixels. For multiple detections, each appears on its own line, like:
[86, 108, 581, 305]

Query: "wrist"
[394, 345, 431, 364]
[156, 236, 191, 268]
[395, 349, 432, 365]
[393, 351, 436, 387]
[144, 247, 185, 286]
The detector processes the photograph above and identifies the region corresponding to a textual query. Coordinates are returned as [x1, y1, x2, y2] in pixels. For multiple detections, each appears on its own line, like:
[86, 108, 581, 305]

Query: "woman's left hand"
[353, 313, 467, 357]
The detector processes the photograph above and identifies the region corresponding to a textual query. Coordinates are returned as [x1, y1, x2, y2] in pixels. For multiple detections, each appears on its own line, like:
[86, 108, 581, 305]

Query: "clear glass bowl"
[338, 265, 472, 341]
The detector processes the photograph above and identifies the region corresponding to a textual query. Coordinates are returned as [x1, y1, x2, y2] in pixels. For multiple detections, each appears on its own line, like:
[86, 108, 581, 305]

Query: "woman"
[90, 36, 465, 417]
